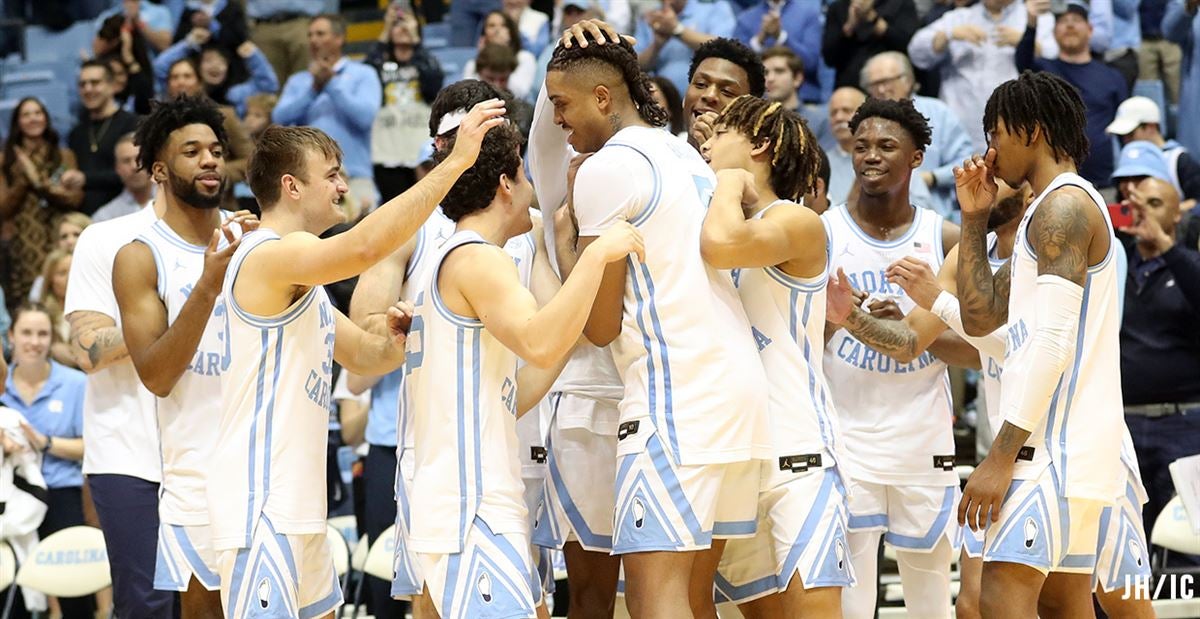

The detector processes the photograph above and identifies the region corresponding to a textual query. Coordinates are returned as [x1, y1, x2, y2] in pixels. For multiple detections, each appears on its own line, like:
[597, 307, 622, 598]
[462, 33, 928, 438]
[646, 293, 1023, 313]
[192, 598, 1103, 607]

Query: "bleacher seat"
[431, 46, 476, 88]
[422, 22, 450, 50]
[24, 22, 93, 63]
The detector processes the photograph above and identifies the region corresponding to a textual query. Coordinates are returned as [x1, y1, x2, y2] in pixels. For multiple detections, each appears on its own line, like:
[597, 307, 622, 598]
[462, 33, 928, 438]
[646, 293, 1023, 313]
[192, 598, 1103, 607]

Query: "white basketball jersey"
[1002, 173, 1124, 502]
[821, 205, 956, 486]
[406, 231, 528, 553]
[978, 232, 1007, 441]
[136, 219, 227, 526]
[734, 202, 842, 471]
[209, 229, 337, 550]
[504, 223, 549, 480]
[586, 127, 770, 466]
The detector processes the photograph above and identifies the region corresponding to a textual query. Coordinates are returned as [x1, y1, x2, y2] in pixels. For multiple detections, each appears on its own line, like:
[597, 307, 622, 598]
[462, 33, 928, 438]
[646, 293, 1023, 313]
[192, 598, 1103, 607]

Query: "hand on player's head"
[588, 221, 645, 264]
[954, 149, 998, 217]
[559, 18, 630, 49]
[447, 99, 507, 167]
[886, 257, 941, 310]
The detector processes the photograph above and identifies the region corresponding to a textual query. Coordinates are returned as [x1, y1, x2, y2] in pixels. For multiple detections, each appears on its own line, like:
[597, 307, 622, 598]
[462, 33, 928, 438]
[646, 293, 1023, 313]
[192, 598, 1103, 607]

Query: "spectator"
[531, 0, 595, 100]
[1117, 174, 1200, 556]
[93, 0, 175, 54]
[649, 75, 686, 137]
[822, 0, 918, 89]
[449, 0, 503, 47]
[1107, 96, 1200, 206]
[908, 0, 1057, 150]
[1016, 1, 1128, 188]
[825, 85, 867, 204]
[463, 10, 538, 99]
[681, 37, 765, 148]
[35, 250, 75, 368]
[235, 94, 277, 211]
[471, 46, 537, 137]
[155, 33, 280, 117]
[762, 46, 832, 144]
[93, 134, 154, 223]
[504, 0, 551, 56]
[367, 5, 445, 204]
[549, 0, 633, 34]
[28, 212, 91, 304]
[1165, 0, 1200, 156]
[97, 22, 154, 116]
[247, 0, 324, 86]
[734, 0, 825, 102]
[804, 143, 832, 214]
[172, 0, 248, 53]
[274, 14, 383, 212]
[163, 58, 256, 201]
[0, 303, 88, 616]
[1139, 0, 1183, 104]
[66, 61, 141, 215]
[0, 98, 84, 307]
[635, 0, 737, 95]
[1106, 0, 1141, 88]
[861, 51, 973, 217]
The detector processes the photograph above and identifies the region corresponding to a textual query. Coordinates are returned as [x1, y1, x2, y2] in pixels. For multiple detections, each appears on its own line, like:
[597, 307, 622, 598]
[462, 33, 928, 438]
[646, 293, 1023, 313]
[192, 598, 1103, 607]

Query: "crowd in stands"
[0, 0, 1195, 616]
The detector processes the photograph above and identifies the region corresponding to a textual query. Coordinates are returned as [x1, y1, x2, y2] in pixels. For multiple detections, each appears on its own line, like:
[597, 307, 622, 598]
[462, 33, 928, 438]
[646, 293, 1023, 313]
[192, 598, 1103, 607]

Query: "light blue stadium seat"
[431, 46, 476, 88]
[422, 22, 450, 50]
[24, 22, 94, 63]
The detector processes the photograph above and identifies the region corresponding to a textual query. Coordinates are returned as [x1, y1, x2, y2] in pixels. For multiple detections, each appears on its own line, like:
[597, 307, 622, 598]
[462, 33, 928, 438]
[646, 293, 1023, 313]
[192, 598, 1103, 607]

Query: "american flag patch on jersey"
[914, 241, 931, 254]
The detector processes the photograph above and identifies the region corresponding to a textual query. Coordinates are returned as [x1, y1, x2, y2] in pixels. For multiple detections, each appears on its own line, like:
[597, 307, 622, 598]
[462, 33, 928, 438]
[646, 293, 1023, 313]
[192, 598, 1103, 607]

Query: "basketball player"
[209, 101, 504, 618]
[111, 96, 253, 617]
[549, 24, 771, 618]
[819, 97, 979, 619]
[405, 121, 643, 619]
[954, 71, 1131, 618]
[350, 79, 558, 618]
[699, 95, 853, 617]
[681, 38, 765, 149]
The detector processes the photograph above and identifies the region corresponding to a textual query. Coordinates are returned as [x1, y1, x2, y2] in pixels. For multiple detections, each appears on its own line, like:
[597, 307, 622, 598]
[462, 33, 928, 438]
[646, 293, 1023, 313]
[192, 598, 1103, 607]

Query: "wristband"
[42, 436, 52, 453]
[931, 290, 956, 323]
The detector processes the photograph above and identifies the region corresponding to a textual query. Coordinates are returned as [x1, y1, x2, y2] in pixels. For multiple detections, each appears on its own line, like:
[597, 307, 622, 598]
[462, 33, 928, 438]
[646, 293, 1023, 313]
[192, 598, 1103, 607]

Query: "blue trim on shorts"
[539, 430, 613, 550]
[712, 519, 757, 537]
[298, 574, 343, 619]
[172, 525, 219, 588]
[847, 513, 887, 531]
[612, 433, 709, 554]
[780, 469, 836, 584]
[884, 486, 957, 550]
[713, 572, 777, 604]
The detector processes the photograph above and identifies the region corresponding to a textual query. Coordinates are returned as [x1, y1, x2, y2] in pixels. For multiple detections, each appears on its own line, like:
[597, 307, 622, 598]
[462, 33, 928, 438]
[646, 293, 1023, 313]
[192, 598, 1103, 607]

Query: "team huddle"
[100, 15, 1151, 619]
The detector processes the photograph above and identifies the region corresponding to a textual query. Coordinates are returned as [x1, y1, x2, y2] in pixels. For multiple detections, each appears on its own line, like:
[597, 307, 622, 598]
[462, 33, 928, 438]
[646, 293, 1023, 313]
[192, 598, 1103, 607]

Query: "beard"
[988, 192, 1024, 230]
[167, 167, 224, 209]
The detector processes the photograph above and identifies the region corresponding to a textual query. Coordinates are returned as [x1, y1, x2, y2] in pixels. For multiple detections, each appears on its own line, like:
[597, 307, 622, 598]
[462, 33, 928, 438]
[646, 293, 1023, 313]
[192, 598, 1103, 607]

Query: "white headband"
[436, 108, 469, 136]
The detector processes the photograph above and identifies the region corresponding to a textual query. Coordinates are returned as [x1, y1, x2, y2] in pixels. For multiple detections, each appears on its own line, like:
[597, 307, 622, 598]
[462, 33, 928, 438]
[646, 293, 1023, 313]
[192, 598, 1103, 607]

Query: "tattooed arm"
[954, 151, 1011, 335]
[67, 311, 130, 373]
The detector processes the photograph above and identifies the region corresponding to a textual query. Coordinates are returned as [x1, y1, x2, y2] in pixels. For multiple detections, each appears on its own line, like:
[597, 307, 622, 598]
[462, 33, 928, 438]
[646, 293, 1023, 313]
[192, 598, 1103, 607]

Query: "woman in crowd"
[35, 250, 74, 368]
[154, 31, 278, 116]
[0, 303, 88, 617]
[27, 212, 89, 303]
[0, 99, 83, 307]
[462, 10, 537, 99]
[367, 3, 444, 203]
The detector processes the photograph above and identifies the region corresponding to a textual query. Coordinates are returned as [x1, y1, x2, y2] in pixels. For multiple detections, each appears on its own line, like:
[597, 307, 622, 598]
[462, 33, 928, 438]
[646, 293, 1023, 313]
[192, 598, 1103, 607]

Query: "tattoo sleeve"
[989, 421, 1033, 460]
[843, 307, 919, 362]
[68, 312, 130, 373]
[955, 211, 1010, 335]
[1031, 192, 1091, 287]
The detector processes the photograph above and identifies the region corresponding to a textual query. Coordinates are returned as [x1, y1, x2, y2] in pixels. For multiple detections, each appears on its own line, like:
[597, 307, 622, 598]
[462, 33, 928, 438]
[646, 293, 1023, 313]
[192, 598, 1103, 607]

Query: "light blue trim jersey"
[136, 218, 228, 526]
[406, 231, 528, 554]
[1002, 173, 1125, 503]
[209, 229, 337, 550]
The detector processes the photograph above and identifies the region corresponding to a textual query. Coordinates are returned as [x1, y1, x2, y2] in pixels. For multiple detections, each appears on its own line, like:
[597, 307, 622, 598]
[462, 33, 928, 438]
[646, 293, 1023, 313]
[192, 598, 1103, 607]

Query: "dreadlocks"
[547, 32, 669, 128]
[848, 97, 932, 151]
[716, 95, 822, 201]
[983, 71, 1089, 167]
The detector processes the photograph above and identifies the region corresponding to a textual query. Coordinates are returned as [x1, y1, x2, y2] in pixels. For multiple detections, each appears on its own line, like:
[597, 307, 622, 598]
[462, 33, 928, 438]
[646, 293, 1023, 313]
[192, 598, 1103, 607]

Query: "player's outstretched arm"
[700, 169, 826, 275]
[513, 225, 575, 415]
[344, 235, 419, 394]
[955, 151, 1011, 335]
[248, 100, 507, 289]
[827, 266, 946, 364]
[113, 220, 246, 397]
[333, 305, 410, 377]
[889, 250, 1006, 360]
[451, 223, 643, 368]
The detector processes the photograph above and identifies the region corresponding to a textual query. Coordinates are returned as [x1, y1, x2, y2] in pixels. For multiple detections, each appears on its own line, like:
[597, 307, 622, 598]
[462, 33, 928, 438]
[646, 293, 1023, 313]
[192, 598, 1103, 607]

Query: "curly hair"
[983, 70, 1089, 167]
[848, 97, 932, 150]
[717, 95, 822, 201]
[547, 31, 668, 127]
[3, 97, 62, 185]
[134, 95, 228, 173]
[688, 38, 765, 98]
[428, 79, 506, 138]
[432, 122, 526, 221]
